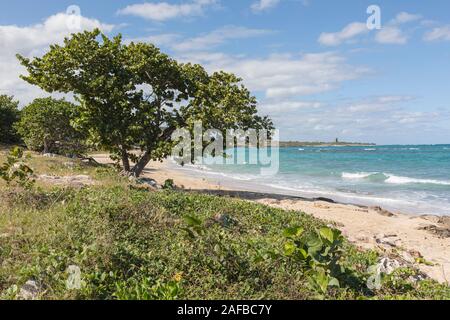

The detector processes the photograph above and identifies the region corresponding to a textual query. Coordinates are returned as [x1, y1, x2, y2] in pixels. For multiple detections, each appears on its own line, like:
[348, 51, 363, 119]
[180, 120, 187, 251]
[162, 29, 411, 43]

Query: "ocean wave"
[364, 148, 376, 151]
[342, 172, 450, 186]
[385, 175, 450, 186]
[186, 168, 256, 181]
[183, 163, 212, 171]
[342, 172, 375, 179]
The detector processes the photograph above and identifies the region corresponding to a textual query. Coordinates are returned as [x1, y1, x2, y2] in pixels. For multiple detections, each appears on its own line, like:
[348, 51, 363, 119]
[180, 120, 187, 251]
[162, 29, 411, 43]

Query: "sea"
[169, 145, 450, 216]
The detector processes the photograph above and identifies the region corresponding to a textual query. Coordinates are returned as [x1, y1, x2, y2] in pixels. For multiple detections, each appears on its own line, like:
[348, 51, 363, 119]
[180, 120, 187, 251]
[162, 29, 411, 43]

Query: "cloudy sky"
[1, 0, 450, 144]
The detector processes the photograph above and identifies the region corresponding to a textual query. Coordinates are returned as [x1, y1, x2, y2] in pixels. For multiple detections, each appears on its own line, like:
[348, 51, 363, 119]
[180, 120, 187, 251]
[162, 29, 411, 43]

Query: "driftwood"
[76, 154, 100, 165]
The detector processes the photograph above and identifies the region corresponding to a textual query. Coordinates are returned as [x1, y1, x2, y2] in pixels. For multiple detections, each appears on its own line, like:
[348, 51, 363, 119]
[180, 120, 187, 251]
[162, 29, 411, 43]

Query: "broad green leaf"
[319, 227, 335, 243]
[298, 248, 308, 259]
[306, 235, 323, 256]
[284, 242, 296, 256]
[283, 226, 304, 238]
[328, 277, 340, 288]
[183, 215, 202, 227]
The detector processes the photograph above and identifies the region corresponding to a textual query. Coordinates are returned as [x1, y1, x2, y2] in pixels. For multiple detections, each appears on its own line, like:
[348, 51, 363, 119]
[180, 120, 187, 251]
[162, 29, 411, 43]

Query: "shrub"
[162, 179, 175, 190]
[15, 97, 86, 155]
[0, 147, 34, 188]
[0, 181, 449, 300]
[0, 95, 21, 144]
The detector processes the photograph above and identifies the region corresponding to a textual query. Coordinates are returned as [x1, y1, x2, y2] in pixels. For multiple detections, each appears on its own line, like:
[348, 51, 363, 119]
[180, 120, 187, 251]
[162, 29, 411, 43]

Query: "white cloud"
[377, 96, 415, 103]
[374, 12, 425, 45]
[423, 25, 450, 42]
[125, 33, 181, 46]
[318, 22, 369, 46]
[0, 13, 114, 56]
[346, 96, 415, 112]
[251, 0, 281, 12]
[267, 95, 449, 143]
[371, 12, 421, 45]
[178, 51, 370, 99]
[0, 13, 115, 105]
[117, 0, 217, 22]
[375, 26, 407, 44]
[318, 12, 423, 47]
[391, 12, 422, 25]
[259, 100, 322, 113]
[172, 25, 274, 51]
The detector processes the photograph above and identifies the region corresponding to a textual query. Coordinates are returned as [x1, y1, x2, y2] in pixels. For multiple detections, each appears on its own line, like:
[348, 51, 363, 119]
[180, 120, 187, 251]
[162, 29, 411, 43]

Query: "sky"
[1, 0, 450, 144]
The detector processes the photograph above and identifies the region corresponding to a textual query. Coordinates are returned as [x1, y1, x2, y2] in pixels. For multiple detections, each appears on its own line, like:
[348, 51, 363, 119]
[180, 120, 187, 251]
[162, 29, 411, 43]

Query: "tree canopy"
[0, 95, 21, 144]
[15, 97, 85, 154]
[17, 29, 273, 176]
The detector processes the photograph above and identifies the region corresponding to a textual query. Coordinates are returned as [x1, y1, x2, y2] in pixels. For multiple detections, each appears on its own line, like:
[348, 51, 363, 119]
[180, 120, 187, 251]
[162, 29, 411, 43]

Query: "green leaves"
[0, 147, 35, 189]
[283, 242, 296, 256]
[0, 95, 21, 144]
[183, 215, 202, 227]
[283, 226, 304, 238]
[282, 226, 347, 295]
[181, 215, 204, 239]
[162, 179, 175, 190]
[308, 267, 340, 296]
[17, 30, 273, 177]
[319, 227, 342, 245]
[113, 277, 182, 300]
[15, 97, 86, 155]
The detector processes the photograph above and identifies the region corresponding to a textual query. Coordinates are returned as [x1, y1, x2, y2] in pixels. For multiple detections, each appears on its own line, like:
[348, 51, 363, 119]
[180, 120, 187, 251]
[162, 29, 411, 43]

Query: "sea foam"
[342, 172, 375, 179]
[384, 175, 450, 186]
[342, 172, 450, 186]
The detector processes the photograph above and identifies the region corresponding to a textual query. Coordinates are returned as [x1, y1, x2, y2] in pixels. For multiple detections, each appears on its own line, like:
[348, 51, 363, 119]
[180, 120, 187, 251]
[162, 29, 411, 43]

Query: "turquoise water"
[185, 145, 450, 215]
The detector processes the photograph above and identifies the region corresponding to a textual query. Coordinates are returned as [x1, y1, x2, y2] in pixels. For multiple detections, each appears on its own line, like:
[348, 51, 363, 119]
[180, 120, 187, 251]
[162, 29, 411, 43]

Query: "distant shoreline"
[279, 141, 376, 147]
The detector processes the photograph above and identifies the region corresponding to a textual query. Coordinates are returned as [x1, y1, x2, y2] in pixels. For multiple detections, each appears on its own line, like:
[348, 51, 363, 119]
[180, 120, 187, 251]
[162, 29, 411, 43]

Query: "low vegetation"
[0, 149, 448, 300]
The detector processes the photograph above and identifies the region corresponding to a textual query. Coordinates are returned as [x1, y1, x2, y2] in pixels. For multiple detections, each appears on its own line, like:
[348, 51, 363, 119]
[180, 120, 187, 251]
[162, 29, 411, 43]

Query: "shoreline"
[93, 155, 450, 284]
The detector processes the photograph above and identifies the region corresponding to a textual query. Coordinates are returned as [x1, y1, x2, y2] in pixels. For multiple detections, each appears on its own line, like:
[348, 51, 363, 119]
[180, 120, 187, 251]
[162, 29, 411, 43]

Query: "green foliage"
[162, 179, 175, 190]
[0, 95, 21, 144]
[0, 147, 34, 188]
[114, 277, 182, 300]
[15, 98, 86, 155]
[181, 214, 205, 239]
[283, 225, 355, 295]
[0, 170, 448, 300]
[17, 29, 273, 176]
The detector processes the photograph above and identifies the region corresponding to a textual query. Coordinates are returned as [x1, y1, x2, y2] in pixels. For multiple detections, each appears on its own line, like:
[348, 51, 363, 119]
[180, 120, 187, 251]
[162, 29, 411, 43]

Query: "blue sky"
[1, 0, 450, 144]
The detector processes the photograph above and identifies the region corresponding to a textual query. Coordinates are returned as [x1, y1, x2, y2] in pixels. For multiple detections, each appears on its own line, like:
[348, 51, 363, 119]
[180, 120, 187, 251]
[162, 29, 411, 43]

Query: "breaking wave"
[342, 172, 450, 186]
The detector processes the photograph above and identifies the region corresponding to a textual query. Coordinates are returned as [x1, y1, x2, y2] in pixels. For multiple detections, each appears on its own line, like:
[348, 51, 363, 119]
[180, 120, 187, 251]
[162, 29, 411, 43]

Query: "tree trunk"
[132, 151, 151, 177]
[43, 139, 49, 154]
[122, 150, 131, 172]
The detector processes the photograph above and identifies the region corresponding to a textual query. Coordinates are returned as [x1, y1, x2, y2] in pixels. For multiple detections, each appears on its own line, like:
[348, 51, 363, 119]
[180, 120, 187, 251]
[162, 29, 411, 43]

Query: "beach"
[93, 154, 450, 284]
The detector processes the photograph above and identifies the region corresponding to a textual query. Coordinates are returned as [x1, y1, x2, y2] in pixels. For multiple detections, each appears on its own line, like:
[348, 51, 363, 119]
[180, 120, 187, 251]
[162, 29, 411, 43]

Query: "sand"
[93, 155, 450, 284]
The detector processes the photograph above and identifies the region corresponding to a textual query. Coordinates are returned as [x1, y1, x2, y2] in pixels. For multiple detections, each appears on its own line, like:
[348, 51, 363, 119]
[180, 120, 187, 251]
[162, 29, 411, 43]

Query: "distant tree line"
[0, 95, 21, 144]
[0, 95, 86, 155]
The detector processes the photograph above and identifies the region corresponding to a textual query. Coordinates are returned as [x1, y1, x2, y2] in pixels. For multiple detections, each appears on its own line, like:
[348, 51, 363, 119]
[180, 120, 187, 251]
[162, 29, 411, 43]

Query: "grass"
[0, 148, 449, 300]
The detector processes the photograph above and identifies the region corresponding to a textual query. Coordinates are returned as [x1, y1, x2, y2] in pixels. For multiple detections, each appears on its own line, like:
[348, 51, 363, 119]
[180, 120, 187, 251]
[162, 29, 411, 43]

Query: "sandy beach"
[93, 155, 450, 284]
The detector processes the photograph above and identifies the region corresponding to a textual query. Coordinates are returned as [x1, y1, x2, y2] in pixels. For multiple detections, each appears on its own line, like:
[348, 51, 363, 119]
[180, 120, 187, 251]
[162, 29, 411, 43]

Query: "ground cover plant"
[0, 149, 449, 300]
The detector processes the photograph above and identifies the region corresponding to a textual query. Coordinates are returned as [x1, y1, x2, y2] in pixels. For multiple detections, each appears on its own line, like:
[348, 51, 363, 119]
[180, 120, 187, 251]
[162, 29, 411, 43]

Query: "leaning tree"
[17, 29, 272, 177]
